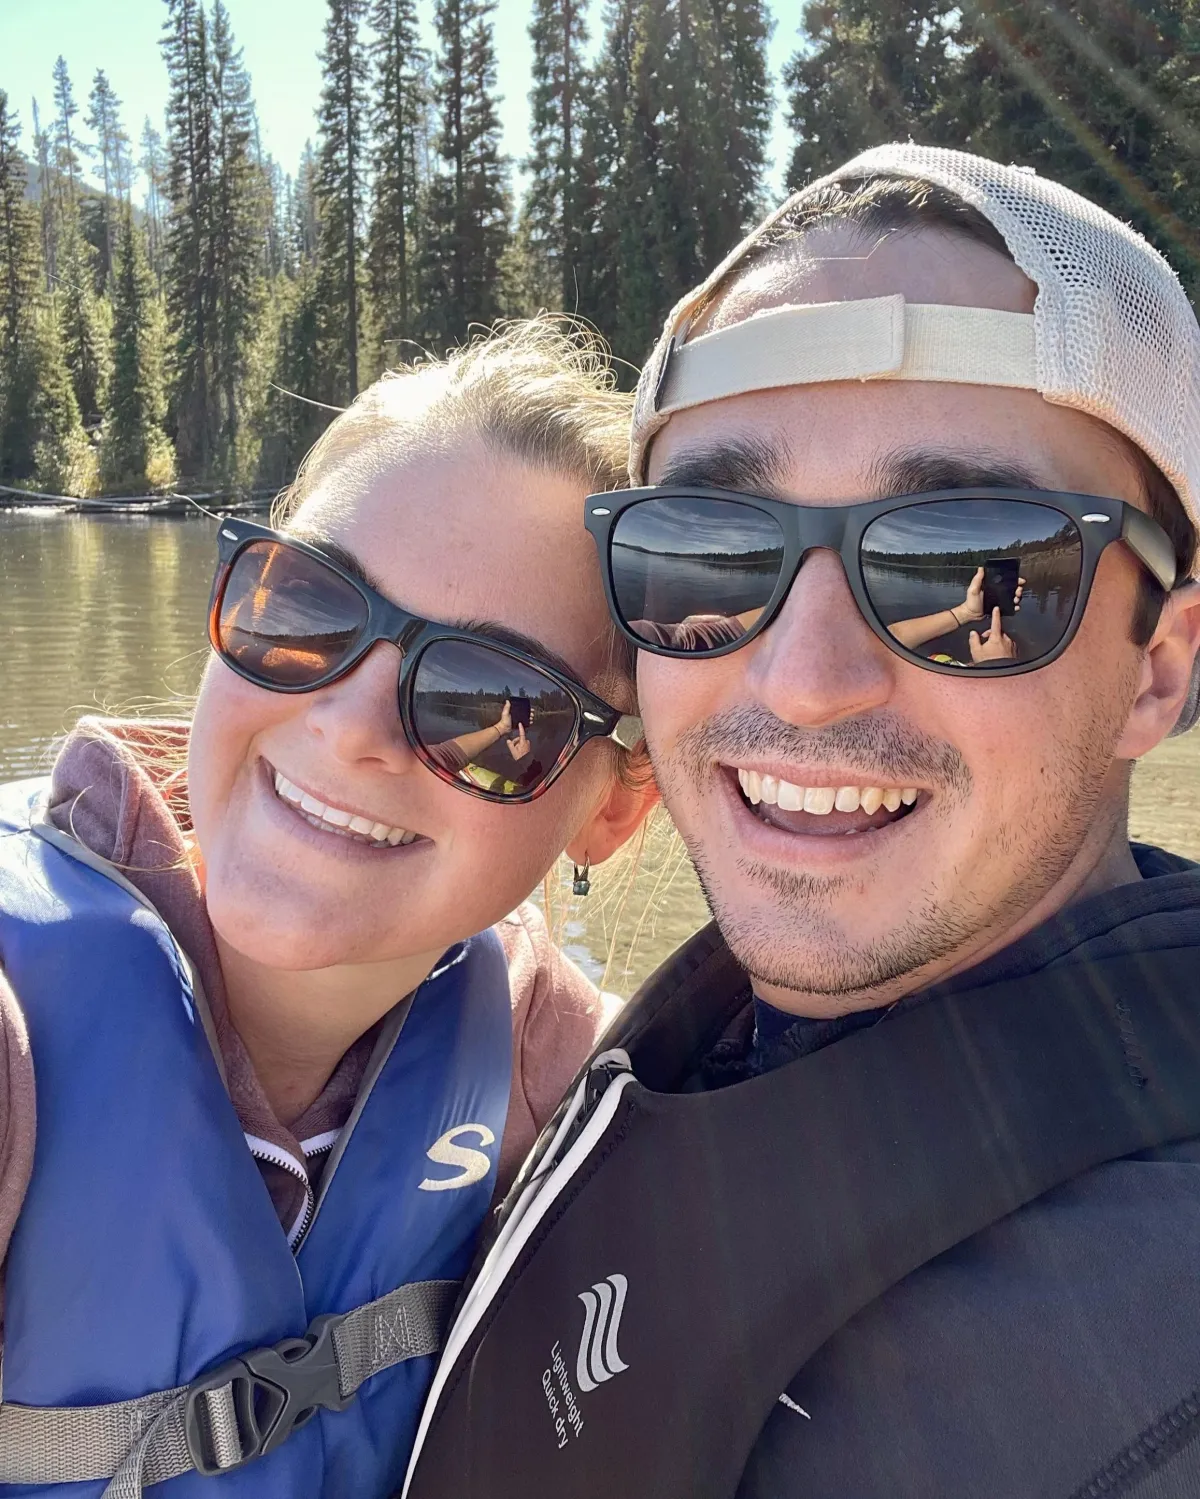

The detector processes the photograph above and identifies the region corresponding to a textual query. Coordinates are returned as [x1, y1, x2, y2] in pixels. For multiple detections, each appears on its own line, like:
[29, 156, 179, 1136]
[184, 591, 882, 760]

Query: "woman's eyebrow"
[288, 526, 386, 592]
[287, 527, 583, 679]
[458, 620, 581, 682]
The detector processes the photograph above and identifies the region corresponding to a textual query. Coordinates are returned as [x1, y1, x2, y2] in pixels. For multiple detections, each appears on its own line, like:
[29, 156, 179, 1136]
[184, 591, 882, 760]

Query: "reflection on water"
[1, 514, 1198, 998]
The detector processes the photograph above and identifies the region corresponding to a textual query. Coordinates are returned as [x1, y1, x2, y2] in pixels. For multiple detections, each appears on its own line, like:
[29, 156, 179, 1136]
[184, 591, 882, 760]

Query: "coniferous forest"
[1, 0, 1198, 497]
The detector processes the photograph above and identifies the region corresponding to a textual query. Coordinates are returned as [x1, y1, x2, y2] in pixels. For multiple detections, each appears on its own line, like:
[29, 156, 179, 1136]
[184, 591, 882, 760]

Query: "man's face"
[640, 226, 1157, 1014]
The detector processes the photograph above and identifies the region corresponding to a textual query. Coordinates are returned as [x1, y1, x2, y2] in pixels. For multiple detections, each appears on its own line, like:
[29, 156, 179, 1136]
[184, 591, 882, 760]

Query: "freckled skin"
[640, 228, 1200, 1018]
[188, 434, 634, 977]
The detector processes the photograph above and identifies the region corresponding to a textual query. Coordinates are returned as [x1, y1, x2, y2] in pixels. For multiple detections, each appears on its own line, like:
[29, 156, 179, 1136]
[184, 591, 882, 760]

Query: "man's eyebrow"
[654, 435, 793, 496]
[454, 620, 586, 685]
[871, 448, 1045, 498]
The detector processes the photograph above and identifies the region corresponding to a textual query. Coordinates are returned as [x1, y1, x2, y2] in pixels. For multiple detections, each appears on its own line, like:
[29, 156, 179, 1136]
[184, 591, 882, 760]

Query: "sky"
[0, 0, 800, 205]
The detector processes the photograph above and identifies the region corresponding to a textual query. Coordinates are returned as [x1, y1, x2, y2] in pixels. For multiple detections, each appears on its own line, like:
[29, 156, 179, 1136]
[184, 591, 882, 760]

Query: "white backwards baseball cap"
[628, 142, 1200, 731]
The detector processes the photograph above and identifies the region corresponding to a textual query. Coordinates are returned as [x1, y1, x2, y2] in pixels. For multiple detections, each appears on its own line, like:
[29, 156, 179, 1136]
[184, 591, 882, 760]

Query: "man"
[404, 146, 1200, 1499]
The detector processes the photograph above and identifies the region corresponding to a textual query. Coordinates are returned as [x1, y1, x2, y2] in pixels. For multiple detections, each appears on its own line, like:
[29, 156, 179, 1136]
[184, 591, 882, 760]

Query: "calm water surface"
[3, 512, 1198, 996]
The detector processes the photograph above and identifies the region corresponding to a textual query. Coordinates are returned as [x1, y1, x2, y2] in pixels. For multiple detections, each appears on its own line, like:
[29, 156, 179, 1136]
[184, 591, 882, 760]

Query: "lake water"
[2, 511, 1198, 996]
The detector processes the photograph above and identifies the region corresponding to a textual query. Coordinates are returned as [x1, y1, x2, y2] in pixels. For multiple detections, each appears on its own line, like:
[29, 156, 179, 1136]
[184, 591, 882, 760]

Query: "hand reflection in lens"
[889, 566, 1025, 660]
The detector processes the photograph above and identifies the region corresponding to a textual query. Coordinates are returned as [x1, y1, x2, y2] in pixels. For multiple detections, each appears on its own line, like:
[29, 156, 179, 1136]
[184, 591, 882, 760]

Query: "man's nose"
[301, 641, 419, 771]
[741, 549, 895, 727]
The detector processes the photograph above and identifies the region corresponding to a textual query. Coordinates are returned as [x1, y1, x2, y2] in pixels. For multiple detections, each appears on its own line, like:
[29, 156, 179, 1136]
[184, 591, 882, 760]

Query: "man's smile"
[723, 763, 926, 843]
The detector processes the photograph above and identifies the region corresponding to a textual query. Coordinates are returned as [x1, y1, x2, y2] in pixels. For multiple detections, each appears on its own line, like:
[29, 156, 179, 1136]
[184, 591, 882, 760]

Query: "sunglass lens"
[410, 639, 578, 800]
[860, 500, 1083, 669]
[216, 540, 368, 687]
[609, 496, 786, 653]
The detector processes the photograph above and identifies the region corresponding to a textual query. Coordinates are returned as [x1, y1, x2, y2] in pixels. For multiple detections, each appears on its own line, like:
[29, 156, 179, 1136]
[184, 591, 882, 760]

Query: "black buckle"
[184, 1315, 351, 1476]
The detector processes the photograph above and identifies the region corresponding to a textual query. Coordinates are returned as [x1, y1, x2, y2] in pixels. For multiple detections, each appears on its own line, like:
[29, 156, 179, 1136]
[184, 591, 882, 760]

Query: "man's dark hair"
[733, 174, 1196, 647]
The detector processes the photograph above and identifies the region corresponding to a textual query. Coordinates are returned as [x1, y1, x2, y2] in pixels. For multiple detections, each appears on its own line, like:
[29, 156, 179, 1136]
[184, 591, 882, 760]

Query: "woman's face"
[188, 432, 631, 971]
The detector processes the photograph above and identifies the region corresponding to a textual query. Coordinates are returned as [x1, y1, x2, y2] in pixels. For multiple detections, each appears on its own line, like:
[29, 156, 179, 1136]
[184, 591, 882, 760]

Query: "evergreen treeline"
[1, 0, 1197, 497]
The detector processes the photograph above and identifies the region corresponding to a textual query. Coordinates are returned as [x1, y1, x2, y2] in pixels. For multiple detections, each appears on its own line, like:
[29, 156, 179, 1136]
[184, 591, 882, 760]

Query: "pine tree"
[292, 141, 320, 265]
[56, 211, 110, 426]
[31, 99, 57, 292]
[953, 0, 1200, 296]
[86, 70, 130, 286]
[51, 57, 84, 211]
[314, 0, 369, 400]
[366, 0, 428, 366]
[209, 0, 269, 473]
[257, 264, 329, 481]
[613, 0, 675, 360]
[139, 118, 168, 279]
[102, 213, 175, 491]
[418, 0, 511, 349]
[524, 0, 591, 310]
[784, 0, 956, 189]
[574, 0, 633, 339]
[0, 91, 43, 480]
[708, 0, 773, 231]
[29, 295, 94, 494]
[161, 0, 216, 477]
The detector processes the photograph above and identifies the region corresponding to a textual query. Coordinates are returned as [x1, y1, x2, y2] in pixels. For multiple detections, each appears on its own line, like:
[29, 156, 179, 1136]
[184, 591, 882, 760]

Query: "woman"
[0, 322, 656, 1497]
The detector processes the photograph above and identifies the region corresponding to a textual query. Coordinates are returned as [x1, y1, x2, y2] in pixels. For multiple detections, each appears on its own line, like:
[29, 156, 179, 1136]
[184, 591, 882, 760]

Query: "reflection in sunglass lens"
[860, 500, 1083, 669]
[609, 496, 786, 653]
[410, 639, 579, 799]
[216, 540, 369, 687]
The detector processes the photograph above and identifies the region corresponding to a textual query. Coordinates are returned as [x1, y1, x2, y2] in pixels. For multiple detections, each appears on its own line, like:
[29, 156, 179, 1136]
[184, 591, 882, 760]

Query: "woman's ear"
[1116, 581, 1200, 759]
[565, 755, 660, 867]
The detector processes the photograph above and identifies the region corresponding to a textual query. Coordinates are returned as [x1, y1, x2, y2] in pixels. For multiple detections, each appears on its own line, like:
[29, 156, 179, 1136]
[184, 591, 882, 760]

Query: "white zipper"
[244, 1133, 316, 1251]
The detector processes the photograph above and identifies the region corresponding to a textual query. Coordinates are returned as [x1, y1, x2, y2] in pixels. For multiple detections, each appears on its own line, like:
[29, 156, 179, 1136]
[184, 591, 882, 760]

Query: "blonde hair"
[273, 316, 634, 525]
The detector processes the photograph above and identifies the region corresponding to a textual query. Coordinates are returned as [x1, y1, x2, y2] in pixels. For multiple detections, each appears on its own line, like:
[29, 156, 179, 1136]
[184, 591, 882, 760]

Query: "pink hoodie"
[0, 716, 617, 1281]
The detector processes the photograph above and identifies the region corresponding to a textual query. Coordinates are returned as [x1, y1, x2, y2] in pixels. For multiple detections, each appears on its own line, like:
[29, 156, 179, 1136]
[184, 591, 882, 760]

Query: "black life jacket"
[402, 925, 1200, 1499]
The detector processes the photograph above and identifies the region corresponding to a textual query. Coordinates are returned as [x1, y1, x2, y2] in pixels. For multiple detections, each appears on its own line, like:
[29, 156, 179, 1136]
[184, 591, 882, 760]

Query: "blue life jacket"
[0, 778, 513, 1497]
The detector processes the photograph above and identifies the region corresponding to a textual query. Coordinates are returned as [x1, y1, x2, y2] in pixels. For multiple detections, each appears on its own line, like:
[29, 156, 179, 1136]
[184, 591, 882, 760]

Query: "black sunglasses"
[208, 519, 641, 805]
[585, 486, 1177, 677]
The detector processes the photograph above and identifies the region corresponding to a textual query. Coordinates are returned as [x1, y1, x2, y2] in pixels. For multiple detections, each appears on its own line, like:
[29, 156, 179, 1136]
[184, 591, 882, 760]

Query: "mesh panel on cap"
[831, 145, 1200, 544]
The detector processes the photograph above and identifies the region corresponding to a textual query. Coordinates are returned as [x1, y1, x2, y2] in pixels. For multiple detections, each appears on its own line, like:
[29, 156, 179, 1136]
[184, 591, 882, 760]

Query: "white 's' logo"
[418, 1123, 496, 1191]
[575, 1273, 629, 1392]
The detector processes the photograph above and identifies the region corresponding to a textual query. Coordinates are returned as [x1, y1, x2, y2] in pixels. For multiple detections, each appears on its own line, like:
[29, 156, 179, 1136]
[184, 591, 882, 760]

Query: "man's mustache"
[673, 706, 973, 795]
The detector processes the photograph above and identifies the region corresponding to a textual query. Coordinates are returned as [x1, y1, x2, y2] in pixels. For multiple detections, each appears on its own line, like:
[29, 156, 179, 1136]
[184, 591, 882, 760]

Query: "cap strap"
[657, 295, 1038, 416]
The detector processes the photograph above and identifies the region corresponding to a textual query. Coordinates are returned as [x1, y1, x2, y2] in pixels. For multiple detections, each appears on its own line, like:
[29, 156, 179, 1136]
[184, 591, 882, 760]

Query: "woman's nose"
[301, 641, 419, 771]
[743, 549, 895, 727]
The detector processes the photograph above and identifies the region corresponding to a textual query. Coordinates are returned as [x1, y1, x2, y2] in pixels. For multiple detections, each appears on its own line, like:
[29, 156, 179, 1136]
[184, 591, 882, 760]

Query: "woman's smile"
[259, 757, 430, 856]
[271, 764, 423, 847]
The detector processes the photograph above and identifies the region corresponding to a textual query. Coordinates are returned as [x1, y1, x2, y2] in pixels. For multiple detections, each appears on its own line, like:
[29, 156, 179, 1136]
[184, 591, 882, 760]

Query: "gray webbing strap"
[333, 1277, 459, 1398]
[0, 1278, 459, 1493]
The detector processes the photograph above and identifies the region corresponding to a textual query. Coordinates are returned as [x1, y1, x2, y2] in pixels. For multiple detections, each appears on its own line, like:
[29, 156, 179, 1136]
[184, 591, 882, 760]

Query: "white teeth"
[734, 769, 921, 823]
[737, 767, 763, 804]
[274, 772, 301, 805]
[272, 770, 416, 848]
